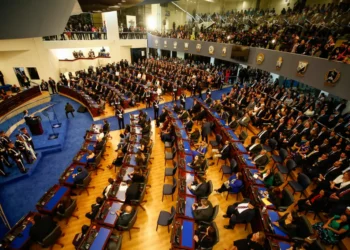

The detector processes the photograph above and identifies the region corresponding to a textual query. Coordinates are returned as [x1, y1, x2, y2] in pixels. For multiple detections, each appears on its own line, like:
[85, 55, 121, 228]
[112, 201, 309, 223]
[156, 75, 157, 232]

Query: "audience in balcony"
[154, 3, 350, 63]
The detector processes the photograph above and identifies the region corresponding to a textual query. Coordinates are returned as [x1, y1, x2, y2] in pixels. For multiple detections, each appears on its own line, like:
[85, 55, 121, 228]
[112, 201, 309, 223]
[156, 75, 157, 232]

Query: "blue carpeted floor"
[0, 86, 232, 239]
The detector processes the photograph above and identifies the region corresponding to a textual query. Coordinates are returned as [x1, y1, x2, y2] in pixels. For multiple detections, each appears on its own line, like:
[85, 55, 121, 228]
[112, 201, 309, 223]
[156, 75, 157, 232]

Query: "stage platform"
[0, 120, 69, 185]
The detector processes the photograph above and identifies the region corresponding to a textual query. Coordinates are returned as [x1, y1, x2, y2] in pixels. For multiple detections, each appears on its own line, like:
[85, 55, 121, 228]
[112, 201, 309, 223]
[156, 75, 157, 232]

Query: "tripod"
[42, 111, 59, 140]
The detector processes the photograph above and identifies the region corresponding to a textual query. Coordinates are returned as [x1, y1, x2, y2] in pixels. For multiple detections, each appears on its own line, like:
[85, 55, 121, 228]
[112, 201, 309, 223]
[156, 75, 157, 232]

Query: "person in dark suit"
[124, 180, 140, 204]
[223, 199, 256, 229]
[29, 214, 57, 242]
[102, 119, 110, 134]
[189, 99, 201, 116]
[193, 107, 206, 121]
[250, 150, 269, 168]
[192, 199, 214, 222]
[231, 231, 265, 250]
[194, 224, 217, 249]
[85, 197, 104, 220]
[65, 103, 75, 118]
[188, 176, 209, 199]
[246, 138, 263, 156]
[94, 138, 104, 153]
[296, 189, 327, 214]
[210, 140, 231, 163]
[251, 125, 269, 144]
[115, 205, 135, 227]
[201, 119, 212, 143]
[73, 225, 89, 249]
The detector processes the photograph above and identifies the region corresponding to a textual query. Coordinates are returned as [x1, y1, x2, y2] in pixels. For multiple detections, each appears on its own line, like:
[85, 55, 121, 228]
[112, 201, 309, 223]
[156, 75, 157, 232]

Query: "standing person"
[23, 75, 31, 88]
[7, 142, 27, 173]
[20, 127, 34, 150]
[48, 77, 57, 94]
[153, 97, 160, 120]
[201, 119, 212, 143]
[180, 91, 186, 109]
[145, 89, 151, 108]
[115, 105, 125, 129]
[15, 134, 31, 164]
[0, 71, 4, 86]
[65, 103, 75, 118]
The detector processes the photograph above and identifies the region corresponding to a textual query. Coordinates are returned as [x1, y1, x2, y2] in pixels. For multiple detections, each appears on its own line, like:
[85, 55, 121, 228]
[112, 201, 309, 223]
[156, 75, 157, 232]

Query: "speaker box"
[77, 105, 87, 113]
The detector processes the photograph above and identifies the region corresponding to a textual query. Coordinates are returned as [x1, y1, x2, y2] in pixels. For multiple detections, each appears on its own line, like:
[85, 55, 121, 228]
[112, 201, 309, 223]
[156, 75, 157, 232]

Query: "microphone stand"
[42, 111, 59, 140]
[50, 106, 61, 128]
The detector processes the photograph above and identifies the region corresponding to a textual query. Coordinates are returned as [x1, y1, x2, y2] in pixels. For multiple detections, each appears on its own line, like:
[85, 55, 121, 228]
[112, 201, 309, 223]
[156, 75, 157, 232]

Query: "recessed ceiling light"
[122, 0, 126, 2]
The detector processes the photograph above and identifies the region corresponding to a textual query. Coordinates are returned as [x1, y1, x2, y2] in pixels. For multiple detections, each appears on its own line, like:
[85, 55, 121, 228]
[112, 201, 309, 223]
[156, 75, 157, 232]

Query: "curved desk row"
[57, 85, 99, 118]
[0, 86, 41, 117]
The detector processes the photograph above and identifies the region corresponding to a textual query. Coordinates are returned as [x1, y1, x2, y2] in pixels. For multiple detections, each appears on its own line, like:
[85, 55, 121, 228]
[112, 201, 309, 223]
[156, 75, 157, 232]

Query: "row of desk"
[2, 123, 121, 250]
[193, 99, 292, 250]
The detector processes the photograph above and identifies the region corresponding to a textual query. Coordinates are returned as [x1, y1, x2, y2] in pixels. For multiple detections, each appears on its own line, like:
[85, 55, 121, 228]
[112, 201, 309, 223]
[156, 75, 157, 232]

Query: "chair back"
[297, 215, 314, 238]
[274, 172, 284, 186]
[298, 173, 311, 190]
[216, 134, 222, 144]
[206, 180, 213, 197]
[168, 206, 176, 225]
[230, 159, 238, 172]
[269, 138, 278, 151]
[281, 188, 294, 207]
[279, 148, 288, 162]
[62, 199, 77, 219]
[212, 222, 219, 245]
[211, 205, 219, 221]
[82, 172, 92, 187]
[39, 225, 62, 247]
[286, 159, 297, 172]
[171, 146, 177, 156]
[172, 165, 178, 175]
[239, 131, 248, 142]
[106, 235, 122, 250]
[172, 178, 177, 194]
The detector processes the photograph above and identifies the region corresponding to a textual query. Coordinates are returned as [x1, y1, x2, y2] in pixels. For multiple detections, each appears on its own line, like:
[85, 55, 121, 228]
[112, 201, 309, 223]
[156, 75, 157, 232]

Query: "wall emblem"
[164, 40, 167, 48]
[276, 57, 283, 70]
[209, 45, 215, 55]
[297, 61, 308, 76]
[256, 53, 264, 65]
[184, 42, 189, 51]
[221, 47, 226, 57]
[196, 44, 202, 52]
[324, 69, 341, 87]
[155, 40, 159, 47]
[173, 41, 177, 49]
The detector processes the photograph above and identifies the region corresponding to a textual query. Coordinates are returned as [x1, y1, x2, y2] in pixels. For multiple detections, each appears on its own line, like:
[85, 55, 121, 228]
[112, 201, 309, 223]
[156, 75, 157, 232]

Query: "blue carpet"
[0, 94, 92, 239]
[0, 86, 232, 239]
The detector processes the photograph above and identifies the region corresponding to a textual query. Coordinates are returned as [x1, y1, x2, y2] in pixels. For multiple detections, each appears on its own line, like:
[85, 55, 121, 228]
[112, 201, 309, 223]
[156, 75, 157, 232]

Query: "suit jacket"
[116, 210, 135, 227]
[254, 154, 269, 167]
[193, 201, 214, 222]
[257, 130, 269, 144]
[29, 216, 57, 242]
[191, 182, 209, 198]
[74, 168, 88, 185]
[221, 145, 231, 160]
[247, 143, 262, 156]
[125, 183, 140, 204]
[201, 122, 212, 136]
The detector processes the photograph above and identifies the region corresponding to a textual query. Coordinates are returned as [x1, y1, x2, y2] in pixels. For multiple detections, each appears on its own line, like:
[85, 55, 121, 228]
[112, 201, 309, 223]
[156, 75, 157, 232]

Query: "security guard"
[8, 142, 27, 173]
[115, 105, 125, 129]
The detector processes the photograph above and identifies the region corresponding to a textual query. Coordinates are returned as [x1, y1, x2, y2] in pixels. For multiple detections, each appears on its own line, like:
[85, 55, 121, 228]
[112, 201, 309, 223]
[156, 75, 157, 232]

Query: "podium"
[25, 116, 43, 135]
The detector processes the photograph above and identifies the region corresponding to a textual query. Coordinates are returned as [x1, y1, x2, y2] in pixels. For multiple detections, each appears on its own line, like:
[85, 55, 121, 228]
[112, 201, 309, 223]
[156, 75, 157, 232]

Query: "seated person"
[110, 148, 125, 168]
[192, 140, 208, 158]
[193, 107, 206, 121]
[72, 51, 78, 58]
[138, 138, 152, 154]
[72, 225, 89, 249]
[228, 116, 239, 130]
[94, 138, 104, 153]
[215, 172, 243, 194]
[193, 224, 217, 249]
[97, 128, 105, 141]
[272, 211, 299, 238]
[184, 117, 194, 132]
[11, 84, 21, 93]
[124, 180, 141, 204]
[266, 187, 283, 208]
[230, 231, 266, 250]
[311, 214, 349, 245]
[29, 214, 57, 242]
[246, 138, 263, 156]
[88, 49, 95, 58]
[209, 140, 231, 163]
[187, 155, 204, 172]
[78, 50, 84, 58]
[85, 197, 104, 220]
[72, 167, 88, 188]
[178, 109, 189, 121]
[223, 199, 255, 230]
[115, 205, 135, 227]
[128, 166, 146, 183]
[86, 150, 96, 165]
[135, 150, 146, 168]
[103, 178, 115, 198]
[56, 196, 73, 215]
[296, 189, 327, 214]
[187, 176, 209, 199]
[192, 198, 213, 222]
[249, 150, 269, 168]
[0, 89, 10, 100]
[255, 167, 274, 188]
[189, 128, 200, 142]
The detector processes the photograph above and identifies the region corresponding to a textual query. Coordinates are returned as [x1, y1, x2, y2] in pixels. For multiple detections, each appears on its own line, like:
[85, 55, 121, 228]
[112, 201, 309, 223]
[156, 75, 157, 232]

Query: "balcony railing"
[43, 32, 107, 41]
[119, 32, 147, 39]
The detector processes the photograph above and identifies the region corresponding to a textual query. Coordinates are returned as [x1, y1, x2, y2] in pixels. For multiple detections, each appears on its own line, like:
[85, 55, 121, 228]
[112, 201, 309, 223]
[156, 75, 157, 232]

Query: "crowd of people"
[145, 57, 350, 248]
[155, 3, 350, 63]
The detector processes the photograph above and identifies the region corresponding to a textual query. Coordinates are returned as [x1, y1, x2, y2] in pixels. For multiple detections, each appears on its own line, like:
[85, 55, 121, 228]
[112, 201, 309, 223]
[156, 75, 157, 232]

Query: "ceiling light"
[122, 0, 126, 2]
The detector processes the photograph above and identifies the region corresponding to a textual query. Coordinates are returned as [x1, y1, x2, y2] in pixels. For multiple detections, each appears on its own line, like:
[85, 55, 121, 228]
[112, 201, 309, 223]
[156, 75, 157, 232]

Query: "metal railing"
[119, 32, 147, 39]
[43, 31, 107, 41]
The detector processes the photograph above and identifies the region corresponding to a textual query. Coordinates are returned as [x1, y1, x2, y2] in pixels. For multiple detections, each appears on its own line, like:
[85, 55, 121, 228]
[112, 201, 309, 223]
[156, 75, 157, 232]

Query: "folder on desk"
[262, 198, 272, 206]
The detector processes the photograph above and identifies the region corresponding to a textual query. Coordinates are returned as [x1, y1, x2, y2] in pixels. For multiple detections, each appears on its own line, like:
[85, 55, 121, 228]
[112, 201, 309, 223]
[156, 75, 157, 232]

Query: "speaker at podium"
[24, 115, 43, 135]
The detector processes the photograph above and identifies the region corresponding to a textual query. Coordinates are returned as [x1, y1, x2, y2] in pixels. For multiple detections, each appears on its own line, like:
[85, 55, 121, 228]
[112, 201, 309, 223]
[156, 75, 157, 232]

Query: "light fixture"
[272, 39, 276, 44]
[146, 15, 156, 30]
[122, 0, 126, 2]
